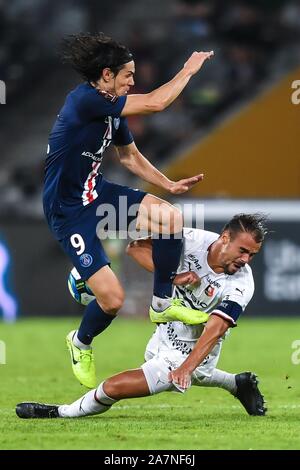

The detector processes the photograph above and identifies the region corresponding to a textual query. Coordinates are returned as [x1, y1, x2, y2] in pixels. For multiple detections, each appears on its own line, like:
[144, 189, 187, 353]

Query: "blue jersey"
[43, 83, 133, 220]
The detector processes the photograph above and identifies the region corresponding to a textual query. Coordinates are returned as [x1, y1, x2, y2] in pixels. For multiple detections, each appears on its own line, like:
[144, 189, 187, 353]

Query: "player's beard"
[224, 261, 245, 275]
[223, 265, 235, 275]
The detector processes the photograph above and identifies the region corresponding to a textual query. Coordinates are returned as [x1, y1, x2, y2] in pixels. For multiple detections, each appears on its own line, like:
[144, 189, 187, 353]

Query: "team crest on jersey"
[205, 285, 215, 297]
[79, 253, 93, 268]
[114, 118, 120, 130]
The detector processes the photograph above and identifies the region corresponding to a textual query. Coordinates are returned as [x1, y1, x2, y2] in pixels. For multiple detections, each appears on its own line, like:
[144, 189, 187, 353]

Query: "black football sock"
[77, 299, 115, 345]
[152, 232, 183, 299]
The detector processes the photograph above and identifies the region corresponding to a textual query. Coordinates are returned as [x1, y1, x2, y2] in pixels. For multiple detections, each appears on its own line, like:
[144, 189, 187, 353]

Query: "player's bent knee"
[97, 294, 124, 315]
[103, 379, 119, 399]
[100, 299, 124, 315]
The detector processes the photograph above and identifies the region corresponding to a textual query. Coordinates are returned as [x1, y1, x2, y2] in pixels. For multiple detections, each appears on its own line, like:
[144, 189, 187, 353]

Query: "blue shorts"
[48, 179, 147, 281]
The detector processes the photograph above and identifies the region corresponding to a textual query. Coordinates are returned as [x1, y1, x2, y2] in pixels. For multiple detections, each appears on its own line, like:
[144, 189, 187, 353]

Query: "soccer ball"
[68, 267, 95, 306]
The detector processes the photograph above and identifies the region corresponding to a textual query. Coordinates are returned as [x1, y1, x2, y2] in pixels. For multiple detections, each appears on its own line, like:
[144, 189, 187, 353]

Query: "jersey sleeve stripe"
[211, 310, 237, 327]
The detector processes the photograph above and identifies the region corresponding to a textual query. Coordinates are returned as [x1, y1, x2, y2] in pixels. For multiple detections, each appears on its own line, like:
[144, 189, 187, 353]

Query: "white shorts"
[141, 327, 224, 395]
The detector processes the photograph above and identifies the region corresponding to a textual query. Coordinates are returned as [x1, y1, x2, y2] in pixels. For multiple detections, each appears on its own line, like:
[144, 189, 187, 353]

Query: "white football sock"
[95, 382, 118, 406]
[151, 295, 171, 312]
[73, 331, 91, 350]
[58, 383, 117, 418]
[197, 368, 237, 394]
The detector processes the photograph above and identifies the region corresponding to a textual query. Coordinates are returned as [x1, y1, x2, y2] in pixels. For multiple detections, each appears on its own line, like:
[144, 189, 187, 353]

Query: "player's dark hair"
[222, 213, 268, 243]
[60, 32, 133, 82]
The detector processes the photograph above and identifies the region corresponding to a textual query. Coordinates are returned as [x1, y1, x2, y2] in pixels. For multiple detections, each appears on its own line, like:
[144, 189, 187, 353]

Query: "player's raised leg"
[67, 265, 125, 388]
[136, 194, 207, 324]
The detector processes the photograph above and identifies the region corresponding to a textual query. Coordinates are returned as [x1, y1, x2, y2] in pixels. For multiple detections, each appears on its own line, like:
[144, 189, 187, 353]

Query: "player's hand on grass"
[184, 50, 214, 76]
[168, 174, 204, 194]
[168, 365, 192, 392]
[173, 271, 200, 288]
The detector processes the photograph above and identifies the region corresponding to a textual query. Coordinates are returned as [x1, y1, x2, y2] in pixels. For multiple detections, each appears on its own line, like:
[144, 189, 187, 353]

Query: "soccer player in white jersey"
[16, 214, 267, 419]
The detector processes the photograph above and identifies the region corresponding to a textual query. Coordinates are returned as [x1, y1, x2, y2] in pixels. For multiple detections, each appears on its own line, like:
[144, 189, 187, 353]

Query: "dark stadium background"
[0, 0, 299, 320]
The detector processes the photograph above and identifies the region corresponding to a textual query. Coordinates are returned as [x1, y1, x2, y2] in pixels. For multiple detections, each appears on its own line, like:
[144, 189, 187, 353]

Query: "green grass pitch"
[0, 317, 299, 450]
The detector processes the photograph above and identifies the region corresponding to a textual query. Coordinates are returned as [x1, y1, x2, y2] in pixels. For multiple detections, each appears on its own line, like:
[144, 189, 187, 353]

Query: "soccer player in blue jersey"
[43, 32, 214, 388]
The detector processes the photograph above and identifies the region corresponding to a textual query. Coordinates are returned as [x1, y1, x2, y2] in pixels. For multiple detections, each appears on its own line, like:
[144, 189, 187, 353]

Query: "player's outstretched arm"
[116, 142, 204, 194]
[121, 51, 214, 116]
[168, 315, 229, 390]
